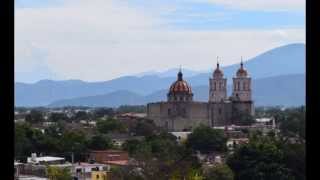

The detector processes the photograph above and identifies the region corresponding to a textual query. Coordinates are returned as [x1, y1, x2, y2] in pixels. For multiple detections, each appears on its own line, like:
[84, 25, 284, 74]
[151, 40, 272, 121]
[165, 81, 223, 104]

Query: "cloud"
[15, 0, 305, 82]
[196, 0, 305, 11]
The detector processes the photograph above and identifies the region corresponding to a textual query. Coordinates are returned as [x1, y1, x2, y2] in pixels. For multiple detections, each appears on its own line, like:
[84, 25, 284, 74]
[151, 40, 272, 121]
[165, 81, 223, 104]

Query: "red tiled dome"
[169, 80, 192, 94]
[169, 71, 192, 94]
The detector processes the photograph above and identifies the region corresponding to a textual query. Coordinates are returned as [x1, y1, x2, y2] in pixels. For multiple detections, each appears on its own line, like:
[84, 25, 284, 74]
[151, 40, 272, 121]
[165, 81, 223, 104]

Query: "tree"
[281, 142, 306, 180]
[117, 105, 146, 113]
[235, 112, 255, 126]
[25, 110, 44, 124]
[59, 130, 88, 161]
[131, 119, 158, 136]
[47, 166, 72, 180]
[227, 135, 295, 180]
[93, 108, 115, 119]
[73, 111, 90, 121]
[205, 164, 234, 180]
[96, 118, 127, 134]
[15, 123, 34, 159]
[186, 125, 227, 153]
[279, 106, 305, 140]
[87, 134, 113, 150]
[49, 113, 69, 122]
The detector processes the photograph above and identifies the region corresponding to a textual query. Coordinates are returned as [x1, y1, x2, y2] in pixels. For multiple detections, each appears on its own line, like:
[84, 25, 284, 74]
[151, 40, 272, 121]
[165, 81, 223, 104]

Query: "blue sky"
[15, 0, 305, 83]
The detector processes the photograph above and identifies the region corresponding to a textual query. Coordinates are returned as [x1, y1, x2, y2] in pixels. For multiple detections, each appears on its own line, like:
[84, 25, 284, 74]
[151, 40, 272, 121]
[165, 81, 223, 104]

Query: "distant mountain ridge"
[15, 43, 305, 107]
[49, 74, 305, 107]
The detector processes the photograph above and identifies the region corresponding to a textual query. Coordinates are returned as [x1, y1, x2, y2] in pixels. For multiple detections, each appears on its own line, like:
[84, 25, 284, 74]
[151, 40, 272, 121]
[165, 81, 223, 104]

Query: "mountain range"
[15, 43, 305, 107]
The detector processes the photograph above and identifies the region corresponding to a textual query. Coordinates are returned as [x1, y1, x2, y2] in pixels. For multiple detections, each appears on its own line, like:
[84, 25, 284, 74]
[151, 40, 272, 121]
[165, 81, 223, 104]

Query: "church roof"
[236, 60, 248, 77]
[169, 70, 192, 94]
[213, 62, 224, 78]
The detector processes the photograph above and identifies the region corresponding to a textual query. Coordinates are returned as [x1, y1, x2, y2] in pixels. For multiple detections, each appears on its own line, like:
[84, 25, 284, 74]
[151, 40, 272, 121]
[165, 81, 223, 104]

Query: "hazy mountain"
[135, 68, 206, 78]
[49, 74, 305, 107]
[16, 43, 305, 107]
[49, 90, 144, 107]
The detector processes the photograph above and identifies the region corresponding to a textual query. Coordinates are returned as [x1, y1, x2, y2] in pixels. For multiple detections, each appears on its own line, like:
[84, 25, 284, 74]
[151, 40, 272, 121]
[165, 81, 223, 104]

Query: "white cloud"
[15, 0, 305, 82]
[197, 0, 305, 11]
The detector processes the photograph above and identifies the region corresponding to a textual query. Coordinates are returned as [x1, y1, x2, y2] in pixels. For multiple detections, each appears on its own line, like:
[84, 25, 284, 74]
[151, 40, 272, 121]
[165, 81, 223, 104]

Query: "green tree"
[186, 125, 227, 153]
[73, 111, 91, 121]
[47, 166, 72, 180]
[279, 106, 305, 140]
[205, 164, 234, 180]
[59, 130, 88, 161]
[227, 135, 295, 180]
[93, 108, 115, 119]
[131, 119, 158, 136]
[87, 134, 113, 150]
[25, 110, 44, 124]
[15, 123, 34, 159]
[282, 142, 306, 180]
[49, 113, 69, 122]
[96, 118, 127, 134]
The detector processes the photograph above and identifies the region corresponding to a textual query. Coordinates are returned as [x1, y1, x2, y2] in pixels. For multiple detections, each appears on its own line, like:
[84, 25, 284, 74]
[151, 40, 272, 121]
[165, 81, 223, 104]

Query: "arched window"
[214, 82, 216, 90]
[219, 82, 222, 90]
[237, 82, 240, 90]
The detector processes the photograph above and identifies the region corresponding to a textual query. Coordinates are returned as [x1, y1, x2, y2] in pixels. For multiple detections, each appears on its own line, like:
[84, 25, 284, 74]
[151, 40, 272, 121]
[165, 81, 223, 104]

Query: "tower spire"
[178, 65, 183, 81]
[217, 56, 220, 69]
[240, 56, 243, 69]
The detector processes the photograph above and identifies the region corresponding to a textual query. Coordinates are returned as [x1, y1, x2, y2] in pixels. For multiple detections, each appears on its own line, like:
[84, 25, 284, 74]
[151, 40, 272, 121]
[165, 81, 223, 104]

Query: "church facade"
[147, 61, 255, 131]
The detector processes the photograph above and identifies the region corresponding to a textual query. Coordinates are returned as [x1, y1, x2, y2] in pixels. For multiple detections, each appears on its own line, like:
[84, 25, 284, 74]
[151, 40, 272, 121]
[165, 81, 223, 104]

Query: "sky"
[15, 0, 305, 83]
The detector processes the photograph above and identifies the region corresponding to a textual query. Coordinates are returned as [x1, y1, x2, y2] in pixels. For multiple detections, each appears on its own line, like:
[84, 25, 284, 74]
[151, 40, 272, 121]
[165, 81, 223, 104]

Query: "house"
[73, 162, 108, 180]
[107, 133, 144, 147]
[170, 131, 191, 143]
[91, 170, 112, 180]
[27, 153, 66, 165]
[89, 150, 129, 166]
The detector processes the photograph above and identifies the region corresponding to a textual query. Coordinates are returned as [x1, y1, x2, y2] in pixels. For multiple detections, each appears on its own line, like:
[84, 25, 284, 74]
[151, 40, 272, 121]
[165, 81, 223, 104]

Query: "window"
[180, 97, 183, 101]
[168, 109, 171, 115]
[96, 174, 100, 179]
[218, 108, 222, 115]
[238, 82, 240, 90]
[214, 82, 216, 90]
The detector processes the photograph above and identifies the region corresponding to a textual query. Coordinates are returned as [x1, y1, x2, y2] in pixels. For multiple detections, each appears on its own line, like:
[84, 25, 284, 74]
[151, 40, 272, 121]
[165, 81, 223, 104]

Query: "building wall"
[209, 78, 227, 102]
[231, 101, 255, 124]
[91, 171, 110, 180]
[232, 77, 252, 101]
[208, 102, 232, 127]
[89, 151, 129, 164]
[147, 100, 254, 130]
[147, 102, 209, 131]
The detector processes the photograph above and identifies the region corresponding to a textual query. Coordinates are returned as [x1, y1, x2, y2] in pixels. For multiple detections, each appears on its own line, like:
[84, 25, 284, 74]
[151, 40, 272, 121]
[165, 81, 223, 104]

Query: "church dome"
[213, 62, 223, 78]
[169, 71, 192, 94]
[236, 61, 248, 77]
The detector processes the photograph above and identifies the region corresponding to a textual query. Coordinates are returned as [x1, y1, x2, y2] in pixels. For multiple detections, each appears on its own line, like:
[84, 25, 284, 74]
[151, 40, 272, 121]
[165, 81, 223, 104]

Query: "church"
[146, 61, 255, 131]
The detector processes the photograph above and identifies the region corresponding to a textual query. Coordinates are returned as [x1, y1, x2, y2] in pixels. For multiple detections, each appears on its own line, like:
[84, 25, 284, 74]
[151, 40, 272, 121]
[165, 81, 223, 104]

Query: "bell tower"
[209, 58, 227, 102]
[232, 57, 252, 102]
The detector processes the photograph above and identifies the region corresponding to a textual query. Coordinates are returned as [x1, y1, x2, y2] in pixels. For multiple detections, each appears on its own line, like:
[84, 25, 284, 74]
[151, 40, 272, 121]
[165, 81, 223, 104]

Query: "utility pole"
[72, 152, 74, 164]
